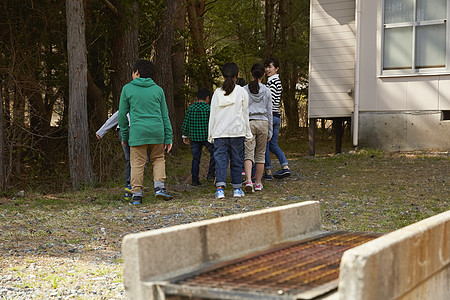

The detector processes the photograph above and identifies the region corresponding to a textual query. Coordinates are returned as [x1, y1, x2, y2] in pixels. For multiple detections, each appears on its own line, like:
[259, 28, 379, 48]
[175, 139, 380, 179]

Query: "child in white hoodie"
[208, 62, 252, 199]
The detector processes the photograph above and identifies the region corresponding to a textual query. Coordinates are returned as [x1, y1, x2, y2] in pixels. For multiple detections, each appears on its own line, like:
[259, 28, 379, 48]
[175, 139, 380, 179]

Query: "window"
[443, 110, 450, 120]
[383, 0, 448, 74]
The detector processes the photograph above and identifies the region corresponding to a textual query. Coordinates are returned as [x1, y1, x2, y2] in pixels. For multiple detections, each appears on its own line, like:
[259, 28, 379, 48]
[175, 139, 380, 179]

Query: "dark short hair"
[133, 59, 155, 79]
[264, 57, 280, 69]
[196, 88, 211, 100]
[236, 78, 246, 87]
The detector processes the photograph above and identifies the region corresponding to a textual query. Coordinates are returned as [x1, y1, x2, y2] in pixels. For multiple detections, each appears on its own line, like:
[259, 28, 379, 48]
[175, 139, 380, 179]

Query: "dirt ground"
[0, 148, 449, 299]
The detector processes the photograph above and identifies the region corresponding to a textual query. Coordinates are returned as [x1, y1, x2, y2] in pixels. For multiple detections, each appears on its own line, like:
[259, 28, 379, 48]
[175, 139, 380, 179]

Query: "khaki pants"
[130, 144, 166, 194]
[244, 120, 269, 164]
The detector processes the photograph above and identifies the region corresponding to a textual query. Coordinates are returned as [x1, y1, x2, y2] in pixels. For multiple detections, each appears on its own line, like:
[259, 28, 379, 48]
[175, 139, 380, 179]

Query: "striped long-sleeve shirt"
[266, 74, 282, 115]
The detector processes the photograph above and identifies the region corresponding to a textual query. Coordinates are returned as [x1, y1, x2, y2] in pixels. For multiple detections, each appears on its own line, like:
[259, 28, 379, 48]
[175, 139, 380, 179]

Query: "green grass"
[0, 131, 448, 299]
[1, 130, 449, 259]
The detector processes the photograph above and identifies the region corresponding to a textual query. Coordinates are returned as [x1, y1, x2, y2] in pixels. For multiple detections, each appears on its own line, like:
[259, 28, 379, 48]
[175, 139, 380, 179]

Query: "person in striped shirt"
[182, 88, 215, 186]
[263, 58, 291, 180]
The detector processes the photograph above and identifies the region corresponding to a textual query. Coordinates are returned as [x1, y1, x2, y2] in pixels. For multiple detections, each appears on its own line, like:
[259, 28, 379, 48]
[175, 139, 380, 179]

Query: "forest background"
[0, 0, 310, 191]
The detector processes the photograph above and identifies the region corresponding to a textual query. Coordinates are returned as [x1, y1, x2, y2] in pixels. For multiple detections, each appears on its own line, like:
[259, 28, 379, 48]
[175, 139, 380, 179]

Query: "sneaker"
[132, 195, 142, 205]
[191, 178, 202, 186]
[215, 188, 225, 199]
[233, 188, 245, 198]
[155, 188, 174, 201]
[124, 185, 132, 201]
[254, 183, 263, 191]
[245, 181, 254, 193]
[273, 168, 291, 179]
[262, 173, 273, 181]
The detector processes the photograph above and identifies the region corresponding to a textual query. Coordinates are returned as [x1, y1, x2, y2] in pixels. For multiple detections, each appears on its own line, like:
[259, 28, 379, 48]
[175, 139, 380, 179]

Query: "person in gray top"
[243, 63, 273, 192]
[96, 111, 132, 200]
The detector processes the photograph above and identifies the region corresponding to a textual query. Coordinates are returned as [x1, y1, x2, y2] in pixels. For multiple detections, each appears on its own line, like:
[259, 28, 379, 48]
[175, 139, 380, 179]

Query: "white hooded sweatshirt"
[208, 85, 252, 143]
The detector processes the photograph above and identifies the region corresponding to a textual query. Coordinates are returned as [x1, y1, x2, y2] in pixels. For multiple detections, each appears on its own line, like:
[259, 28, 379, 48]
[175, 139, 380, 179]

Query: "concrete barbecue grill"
[163, 231, 381, 299]
[122, 201, 450, 300]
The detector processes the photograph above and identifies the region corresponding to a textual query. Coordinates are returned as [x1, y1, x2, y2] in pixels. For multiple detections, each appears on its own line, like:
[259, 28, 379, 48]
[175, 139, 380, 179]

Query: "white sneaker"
[215, 188, 225, 199]
[245, 181, 254, 193]
[233, 188, 245, 197]
[254, 183, 263, 191]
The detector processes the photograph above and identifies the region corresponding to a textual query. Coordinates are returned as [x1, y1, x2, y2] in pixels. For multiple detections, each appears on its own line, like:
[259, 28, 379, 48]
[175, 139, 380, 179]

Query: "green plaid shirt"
[182, 101, 210, 142]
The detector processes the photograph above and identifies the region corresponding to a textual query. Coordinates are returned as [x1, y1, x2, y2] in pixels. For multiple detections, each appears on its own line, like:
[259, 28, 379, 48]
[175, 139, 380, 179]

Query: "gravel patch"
[1, 151, 448, 299]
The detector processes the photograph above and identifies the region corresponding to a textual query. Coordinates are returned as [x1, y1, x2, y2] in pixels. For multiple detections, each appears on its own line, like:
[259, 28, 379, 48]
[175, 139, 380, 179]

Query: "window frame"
[381, 0, 450, 76]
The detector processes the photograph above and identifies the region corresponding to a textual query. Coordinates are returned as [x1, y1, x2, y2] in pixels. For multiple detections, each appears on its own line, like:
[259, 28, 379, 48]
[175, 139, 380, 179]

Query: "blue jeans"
[214, 137, 244, 188]
[265, 115, 288, 170]
[191, 140, 215, 181]
[120, 131, 131, 186]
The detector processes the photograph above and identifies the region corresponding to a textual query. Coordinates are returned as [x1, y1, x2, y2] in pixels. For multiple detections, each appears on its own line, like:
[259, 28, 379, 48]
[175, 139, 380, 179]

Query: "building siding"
[309, 0, 356, 118]
[309, 0, 450, 150]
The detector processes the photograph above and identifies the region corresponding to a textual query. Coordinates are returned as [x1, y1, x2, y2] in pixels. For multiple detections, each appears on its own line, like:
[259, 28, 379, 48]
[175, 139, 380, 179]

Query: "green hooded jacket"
[118, 78, 173, 146]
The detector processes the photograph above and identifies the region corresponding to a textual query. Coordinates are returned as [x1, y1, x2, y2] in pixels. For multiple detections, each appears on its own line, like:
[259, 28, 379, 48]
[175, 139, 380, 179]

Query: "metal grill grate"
[169, 231, 381, 299]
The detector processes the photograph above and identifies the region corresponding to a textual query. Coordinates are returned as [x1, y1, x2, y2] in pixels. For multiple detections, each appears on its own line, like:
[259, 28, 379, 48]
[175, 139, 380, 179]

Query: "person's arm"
[208, 92, 218, 143]
[96, 111, 119, 139]
[181, 106, 190, 143]
[159, 89, 173, 146]
[118, 87, 130, 145]
[242, 90, 252, 141]
[266, 88, 273, 140]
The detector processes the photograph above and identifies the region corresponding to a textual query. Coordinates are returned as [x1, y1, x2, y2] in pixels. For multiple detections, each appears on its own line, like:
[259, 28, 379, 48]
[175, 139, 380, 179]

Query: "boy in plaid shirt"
[182, 88, 215, 186]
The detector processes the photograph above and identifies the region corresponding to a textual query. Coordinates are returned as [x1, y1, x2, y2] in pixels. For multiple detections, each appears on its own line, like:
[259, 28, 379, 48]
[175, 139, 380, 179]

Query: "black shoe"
[191, 179, 202, 186]
[206, 173, 215, 181]
[262, 173, 273, 181]
[273, 168, 291, 179]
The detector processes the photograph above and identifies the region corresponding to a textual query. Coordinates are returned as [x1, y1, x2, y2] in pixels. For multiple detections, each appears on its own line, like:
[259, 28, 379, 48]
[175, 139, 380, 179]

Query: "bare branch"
[103, 0, 119, 16]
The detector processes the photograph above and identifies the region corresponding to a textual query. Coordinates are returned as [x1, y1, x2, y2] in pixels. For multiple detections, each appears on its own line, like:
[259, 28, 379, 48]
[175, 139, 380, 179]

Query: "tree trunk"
[66, 0, 94, 189]
[155, 0, 180, 152]
[282, 62, 299, 135]
[187, 0, 213, 90]
[265, 0, 275, 59]
[109, 0, 139, 111]
[279, 0, 299, 135]
[0, 92, 5, 190]
[87, 70, 108, 132]
[172, 2, 187, 149]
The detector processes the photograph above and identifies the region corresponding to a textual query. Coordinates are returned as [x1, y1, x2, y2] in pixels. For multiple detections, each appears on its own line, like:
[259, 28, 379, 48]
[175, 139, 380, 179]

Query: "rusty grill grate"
[169, 231, 381, 299]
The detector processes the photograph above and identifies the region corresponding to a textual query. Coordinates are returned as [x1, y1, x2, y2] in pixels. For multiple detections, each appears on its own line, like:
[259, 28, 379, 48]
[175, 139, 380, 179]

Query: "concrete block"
[122, 201, 321, 300]
[359, 112, 407, 151]
[359, 111, 450, 150]
[338, 210, 450, 300]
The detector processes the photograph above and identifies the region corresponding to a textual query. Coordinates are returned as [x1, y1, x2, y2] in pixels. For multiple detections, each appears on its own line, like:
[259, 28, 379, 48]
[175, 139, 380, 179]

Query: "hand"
[165, 143, 173, 153]
[267, 137, 272, 142]
[96, 134, 101, 140]
[122, 141, 128, 147]
[182, 138, 189, 145]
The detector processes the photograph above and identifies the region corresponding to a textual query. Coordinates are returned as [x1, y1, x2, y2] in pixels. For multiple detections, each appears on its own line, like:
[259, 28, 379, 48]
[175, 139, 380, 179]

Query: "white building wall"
[358, 0, 450, 112]
[308, 0, 356, 118]
[356, 0, 450, 150]
[309, 0, 450, 150]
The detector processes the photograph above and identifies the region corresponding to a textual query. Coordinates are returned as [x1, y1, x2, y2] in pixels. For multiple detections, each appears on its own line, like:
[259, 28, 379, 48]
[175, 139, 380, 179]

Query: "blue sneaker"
[155, 188, 173, 201]
[233, 188, 245, 198]
[124, 185, 132, 201]
[273, 168, 291, 179]
[215, 188, 225, 199]
[132, 196, 142, 205]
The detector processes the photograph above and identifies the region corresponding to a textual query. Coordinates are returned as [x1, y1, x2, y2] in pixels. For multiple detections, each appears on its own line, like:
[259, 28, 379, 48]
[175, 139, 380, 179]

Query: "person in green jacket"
[118, 59, 173, 205]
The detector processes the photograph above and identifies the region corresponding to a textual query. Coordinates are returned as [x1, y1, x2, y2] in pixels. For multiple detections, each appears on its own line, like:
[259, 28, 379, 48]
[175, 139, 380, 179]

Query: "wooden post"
[334, 118, 343, 154]
[308, 118, 316, 156]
